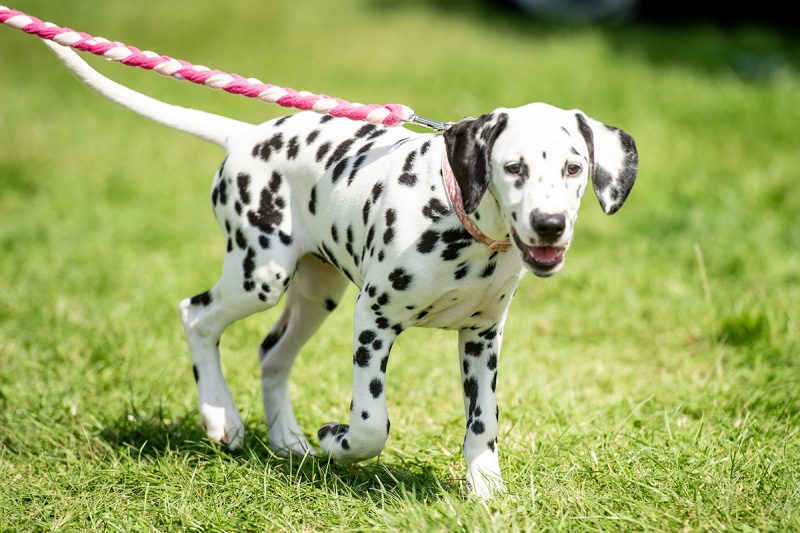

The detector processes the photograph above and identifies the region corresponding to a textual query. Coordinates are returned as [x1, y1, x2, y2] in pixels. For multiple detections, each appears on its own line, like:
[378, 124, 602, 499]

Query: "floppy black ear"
[575, 112, 638, 215]
[443, 112, 508, 213]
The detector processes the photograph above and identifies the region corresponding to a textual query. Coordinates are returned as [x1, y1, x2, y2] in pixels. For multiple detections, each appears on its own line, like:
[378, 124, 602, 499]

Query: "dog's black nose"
[530, 212, 566, 242]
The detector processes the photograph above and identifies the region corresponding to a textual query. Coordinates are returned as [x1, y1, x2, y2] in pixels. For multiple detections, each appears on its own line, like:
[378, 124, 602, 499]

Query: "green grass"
[1, 0, 799, 530]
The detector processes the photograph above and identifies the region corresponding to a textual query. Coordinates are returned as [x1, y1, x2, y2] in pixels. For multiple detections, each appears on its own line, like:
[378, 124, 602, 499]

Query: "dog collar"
[441, 151, 512, 252]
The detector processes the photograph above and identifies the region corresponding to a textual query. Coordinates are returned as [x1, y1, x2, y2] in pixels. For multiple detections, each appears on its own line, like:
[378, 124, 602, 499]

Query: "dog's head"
[444, 102, 638, 277]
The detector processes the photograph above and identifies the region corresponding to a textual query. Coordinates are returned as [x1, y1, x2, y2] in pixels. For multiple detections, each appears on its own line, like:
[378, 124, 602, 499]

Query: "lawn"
[1, 1, 798, 530]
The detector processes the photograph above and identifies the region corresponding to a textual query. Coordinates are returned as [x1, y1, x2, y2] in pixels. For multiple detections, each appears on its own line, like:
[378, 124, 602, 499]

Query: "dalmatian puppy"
[46, 41, 637, 498]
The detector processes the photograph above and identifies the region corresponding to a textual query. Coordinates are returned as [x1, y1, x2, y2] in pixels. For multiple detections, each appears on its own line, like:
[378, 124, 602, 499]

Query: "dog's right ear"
[443, 112, 508, 214]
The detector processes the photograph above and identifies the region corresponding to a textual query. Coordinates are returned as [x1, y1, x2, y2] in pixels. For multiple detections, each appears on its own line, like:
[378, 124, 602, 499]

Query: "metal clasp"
[404, 114, 457, 132]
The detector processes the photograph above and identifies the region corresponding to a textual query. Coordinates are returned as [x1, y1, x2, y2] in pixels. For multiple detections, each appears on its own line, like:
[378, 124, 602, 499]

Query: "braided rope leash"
[0, 6, 426, 127]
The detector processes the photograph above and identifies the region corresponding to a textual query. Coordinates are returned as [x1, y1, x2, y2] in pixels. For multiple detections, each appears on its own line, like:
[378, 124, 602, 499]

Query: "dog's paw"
[268, 433, 319, 458]
[199, 402, 245, 450]
[317, 422, 353, 461]
[466, 465, 506, 500]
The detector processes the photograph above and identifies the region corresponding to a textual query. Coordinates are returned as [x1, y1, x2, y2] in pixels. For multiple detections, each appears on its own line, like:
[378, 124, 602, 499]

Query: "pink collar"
[441, 151, 512, 252]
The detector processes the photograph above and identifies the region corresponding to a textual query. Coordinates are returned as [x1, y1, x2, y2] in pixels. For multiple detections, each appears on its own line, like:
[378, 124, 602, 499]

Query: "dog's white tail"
[44, 40, 253, 148]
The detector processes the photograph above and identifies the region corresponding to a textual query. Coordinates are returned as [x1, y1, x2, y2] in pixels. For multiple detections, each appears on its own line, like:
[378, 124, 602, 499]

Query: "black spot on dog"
[365, 225, 375, 250]
[570, 146, 580, 156]
[362, 199, 372, 225]
[416, 230, 439, 253]
[218, 177, 228, 205]
[478, 326, 497, 340]
[211, 186, 219, 207]
[380, 356, 388, 373]
[234, 200, 243, 215]
[274, 116, 290, 127]
[248, 185, 283, 231]
[243, 280, 255, 292]
[308, 186, 317, 215]
[416, 310, 428, 320]
[376, 317, 389, 329]
[259, 235, 270, 249]
[386, 418, 391, 434]
[320, 115, 334, 123]
[422, 198, 450, 222]
[192, 365, 199, 383]
[491, 371, 497, 392]
[346, 155, 367, 186]
[464, 341, 483, 357]
[487, 354, 497, 370]
[327, 139, 354, 169]
[378, 250, 385, 262]
[371, 182, 383, 202]
[252, 133, 284, 162]
[355, 124, 377, 138]
[388, 268, 412, 290]
[372, 339, 383, 351]
[454, 265, 469, 280]
[316, 142, 331, 162]
[354, 346, 371, 367]
[235, 228, 247, 250]
[236, 173, 251, 204]
[227, 239, 233, 252]
[359, 330, 377, 345]
[332, 158, 349, 183]
[323, 298, 337, 312]
[463, 377, 479, 414]
[368, 128, 388, 141]
[382, 227, 394, 245]
[420, 140, 432, 156]
[462, 360, 470, 375]
[306, 130, 320, 145]
[190, 291, 212, 306]
[286, 136, 300, 159]
[260, 323, 287, 354]
[340, 438, 350, 450]
[481, 262, 496, 278]
[278, 230, 292, 245]
[361, 410, 369, 420]
[377, 292, 390, 306]
[317, 425, 331, 440]
[392, 323, 403, 335]
[242, 247, 256, 279]
[369, 378, 383, 398]
[487, 439, 495, 451]
[367, 285, 377, 298]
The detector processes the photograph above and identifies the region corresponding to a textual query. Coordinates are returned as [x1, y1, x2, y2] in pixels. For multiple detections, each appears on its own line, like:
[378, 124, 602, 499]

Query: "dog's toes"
[316, 421, 353, 461]
[466, 468, 506, 500]
[199, 402, 244, 450]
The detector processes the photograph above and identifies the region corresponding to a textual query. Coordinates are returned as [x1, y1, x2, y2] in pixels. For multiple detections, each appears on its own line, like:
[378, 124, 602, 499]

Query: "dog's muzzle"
[511, 230, 566, 277]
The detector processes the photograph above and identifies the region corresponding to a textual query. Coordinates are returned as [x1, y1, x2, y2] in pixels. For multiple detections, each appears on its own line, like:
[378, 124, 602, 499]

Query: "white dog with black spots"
[46, 41, 637, 499]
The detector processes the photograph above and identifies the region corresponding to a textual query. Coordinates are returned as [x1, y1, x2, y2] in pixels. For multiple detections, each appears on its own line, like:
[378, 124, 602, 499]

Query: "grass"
[1, 0, 799, 530]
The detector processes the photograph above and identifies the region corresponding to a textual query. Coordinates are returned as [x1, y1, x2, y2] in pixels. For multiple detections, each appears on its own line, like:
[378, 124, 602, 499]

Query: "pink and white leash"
[0, 6, 420, 127]
[1, 6, 511, 252]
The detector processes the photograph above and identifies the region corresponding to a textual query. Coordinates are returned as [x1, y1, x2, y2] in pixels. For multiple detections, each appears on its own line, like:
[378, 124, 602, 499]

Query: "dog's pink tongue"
[531, 246, 561, 264]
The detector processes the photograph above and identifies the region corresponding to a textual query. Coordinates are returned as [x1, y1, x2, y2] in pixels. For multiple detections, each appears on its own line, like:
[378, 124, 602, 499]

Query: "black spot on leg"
[235, 228, 247, 250]
[278, 231, 292, 245]
[454, 265, 469, 280]
[354, 346, 371, 367]
[260, 323, 287, 354]
[218, 177, 228, 205]
[542, 151, 547, 159]
[317, 425, 331, 440]
[369, 378, 383, 398]
[380, 356, 388, 373]
[377, 293, 390, 306]
[259, 235, 270, 249]
[386, 419, 390, 434]
[192, 365, 199, 383]
[325, 298, 337, 311]
[376, 317, 389, 329]
[464, 341, 483, 357]
[227, 239, 233, 252]
[481, 262, 497, 278]
[341, 439, 350, 450]
[361, 410, 370, 420]
[491, 371, 497, 392]
[472, 420, 485, 434]
[487, 354, 497, 370]
[463, 377, 479, 415]
[487, 439, 495, 452]
[359, 330, 377, 345]
[190, 291, 212, 306]
[463, 359, 470, 375]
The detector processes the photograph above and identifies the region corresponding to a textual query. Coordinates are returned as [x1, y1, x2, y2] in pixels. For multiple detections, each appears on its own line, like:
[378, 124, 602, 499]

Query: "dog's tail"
[44, 40, 253, 148]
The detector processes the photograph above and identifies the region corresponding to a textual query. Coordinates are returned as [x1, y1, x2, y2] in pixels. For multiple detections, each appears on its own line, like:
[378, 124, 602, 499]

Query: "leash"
[0, 6, 449, 130]
[1, 5, 511, 251]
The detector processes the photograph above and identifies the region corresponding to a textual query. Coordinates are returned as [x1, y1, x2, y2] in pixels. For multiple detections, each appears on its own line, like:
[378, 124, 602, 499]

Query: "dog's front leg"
[459, 322, 506, 498]
[317, 294, 399, 463]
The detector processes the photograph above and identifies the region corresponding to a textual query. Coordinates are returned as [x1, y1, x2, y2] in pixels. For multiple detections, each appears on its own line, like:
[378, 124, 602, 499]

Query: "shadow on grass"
[97, 404, 457, 502]
[368, 0, 800, 82]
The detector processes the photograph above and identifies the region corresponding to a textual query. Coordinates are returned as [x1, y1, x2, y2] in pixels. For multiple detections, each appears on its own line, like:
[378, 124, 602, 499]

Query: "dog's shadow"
[97, 405, 459, 502]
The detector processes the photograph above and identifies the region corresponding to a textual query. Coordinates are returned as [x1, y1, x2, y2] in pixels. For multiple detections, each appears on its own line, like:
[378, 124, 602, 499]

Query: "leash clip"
[405, 114, 457, 132]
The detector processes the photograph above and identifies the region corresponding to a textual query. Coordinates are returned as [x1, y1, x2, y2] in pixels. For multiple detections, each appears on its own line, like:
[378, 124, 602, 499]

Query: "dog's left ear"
[443, 112, 508, 214]
[574, 112, 638, 215]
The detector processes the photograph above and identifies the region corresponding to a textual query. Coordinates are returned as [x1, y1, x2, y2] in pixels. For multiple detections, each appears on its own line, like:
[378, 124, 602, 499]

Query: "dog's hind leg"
[179, 239, 298, 450]
[258, 253, 348, 457]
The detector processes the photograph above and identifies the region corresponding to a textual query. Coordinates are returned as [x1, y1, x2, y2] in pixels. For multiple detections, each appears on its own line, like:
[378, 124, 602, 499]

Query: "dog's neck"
[470, 191, 509, 245]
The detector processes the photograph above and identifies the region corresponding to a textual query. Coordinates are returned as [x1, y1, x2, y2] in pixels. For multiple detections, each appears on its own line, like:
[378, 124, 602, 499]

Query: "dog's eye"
[504, 162, 523, 175]
[566, 163, 582, 176]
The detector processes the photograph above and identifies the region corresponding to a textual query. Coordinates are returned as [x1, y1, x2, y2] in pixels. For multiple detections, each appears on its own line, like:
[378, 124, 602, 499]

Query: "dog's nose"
[530, 212, 566, 242]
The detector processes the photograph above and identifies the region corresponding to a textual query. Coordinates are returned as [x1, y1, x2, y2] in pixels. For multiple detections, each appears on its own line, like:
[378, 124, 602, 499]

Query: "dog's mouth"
[511, 231, 566, 277]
